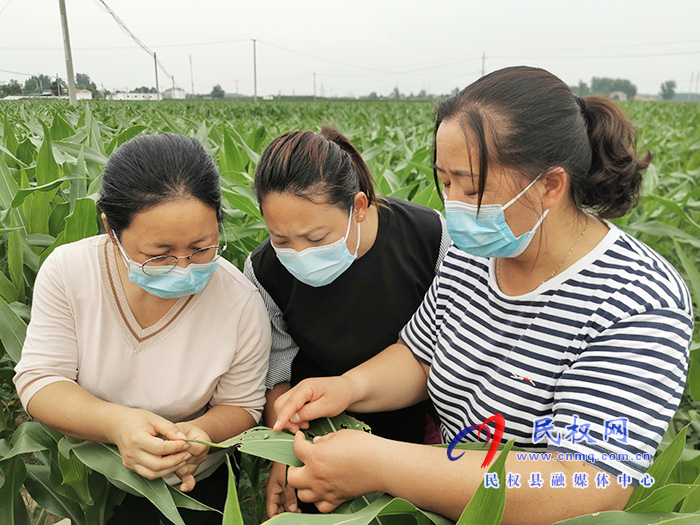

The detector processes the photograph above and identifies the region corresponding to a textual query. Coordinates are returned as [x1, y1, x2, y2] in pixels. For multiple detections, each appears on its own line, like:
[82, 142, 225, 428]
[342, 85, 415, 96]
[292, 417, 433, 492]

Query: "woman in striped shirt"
[271, 66, 693, 524]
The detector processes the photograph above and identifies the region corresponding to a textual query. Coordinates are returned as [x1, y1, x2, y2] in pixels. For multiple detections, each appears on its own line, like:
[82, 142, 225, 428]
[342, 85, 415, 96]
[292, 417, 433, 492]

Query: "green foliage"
[660, 81, 677, 101]
[0, 99, 698, 524]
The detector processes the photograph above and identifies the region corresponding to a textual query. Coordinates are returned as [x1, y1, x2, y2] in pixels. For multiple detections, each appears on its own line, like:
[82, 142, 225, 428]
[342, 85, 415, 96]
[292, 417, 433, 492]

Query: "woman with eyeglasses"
[270, 67, 693, 523]
[13, 132, 271, 524]
[244, 126, 450, 517]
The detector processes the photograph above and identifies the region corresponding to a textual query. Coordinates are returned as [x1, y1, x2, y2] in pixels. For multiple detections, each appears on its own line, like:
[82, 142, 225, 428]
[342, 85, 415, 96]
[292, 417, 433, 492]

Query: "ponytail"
[320, 125, 377, 206]
[254, 126, 377, 211]
[575, 95, 652, 219]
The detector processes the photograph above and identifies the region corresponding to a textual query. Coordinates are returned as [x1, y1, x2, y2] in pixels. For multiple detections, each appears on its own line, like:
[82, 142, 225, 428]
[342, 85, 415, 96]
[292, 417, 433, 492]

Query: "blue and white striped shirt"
[401, 224, 693, 482]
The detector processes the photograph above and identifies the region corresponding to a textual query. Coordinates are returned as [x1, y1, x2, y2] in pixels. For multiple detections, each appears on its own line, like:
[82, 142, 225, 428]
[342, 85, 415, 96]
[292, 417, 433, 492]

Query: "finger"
[151, 417, 188, 442]
[139, 435, 189, 457]
[283, 482, 298, 513]
[131, 456, 189, 480]
[266, 487, 282, 518]
[179, 474, 196, 492]
[316, 500, 340, 514]
[296, 487, 319, 503]
[291, 431, 314, 464]
[132, 450, 191, 477]
[293, 396, 344, 425]
[273, 386, 315, 431]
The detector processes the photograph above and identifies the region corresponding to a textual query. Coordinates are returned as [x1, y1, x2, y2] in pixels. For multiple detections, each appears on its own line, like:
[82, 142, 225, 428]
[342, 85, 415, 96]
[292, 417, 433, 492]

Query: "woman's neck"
[356, 203, 380, 259]
[496, 208, 609, 296]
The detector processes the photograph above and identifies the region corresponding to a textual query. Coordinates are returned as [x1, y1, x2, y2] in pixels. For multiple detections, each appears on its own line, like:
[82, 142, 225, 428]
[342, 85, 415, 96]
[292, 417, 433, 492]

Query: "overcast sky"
[1, 0, 699, 97]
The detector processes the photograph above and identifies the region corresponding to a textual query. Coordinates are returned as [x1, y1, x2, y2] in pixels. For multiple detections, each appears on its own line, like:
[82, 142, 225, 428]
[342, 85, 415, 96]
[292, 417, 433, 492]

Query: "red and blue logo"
[446, 413, 505, 468]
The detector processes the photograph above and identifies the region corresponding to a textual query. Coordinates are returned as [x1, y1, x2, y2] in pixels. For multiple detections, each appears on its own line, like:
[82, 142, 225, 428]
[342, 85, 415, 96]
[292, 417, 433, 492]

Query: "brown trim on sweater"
[102, 242, 195, 343]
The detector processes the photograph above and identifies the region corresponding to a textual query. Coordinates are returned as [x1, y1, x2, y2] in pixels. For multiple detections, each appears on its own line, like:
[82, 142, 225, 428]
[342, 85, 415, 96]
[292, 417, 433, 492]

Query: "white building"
[76, 89, 93, 100]
[108, 92, 158, 101]
[163, 87, 186, 100]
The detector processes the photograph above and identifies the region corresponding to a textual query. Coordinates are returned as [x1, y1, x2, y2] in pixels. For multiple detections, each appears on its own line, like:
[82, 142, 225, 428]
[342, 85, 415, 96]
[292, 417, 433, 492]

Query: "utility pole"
[171, 75, 175, 97]
[189, 55, 195, 97]
[154, 52, 160, 100]
[236, 79, 239, 94]
[56, 74, 61, 97]
[252, 39, 258, 101]
[481, 52, 485, 77]
[691, 72, 694, 97]
[313, 71, 317, 101]
[58, 0, 77, 105]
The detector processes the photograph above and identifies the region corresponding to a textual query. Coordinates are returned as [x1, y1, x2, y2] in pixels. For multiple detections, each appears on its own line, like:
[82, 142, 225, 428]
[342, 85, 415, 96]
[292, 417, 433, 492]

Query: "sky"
[1, 0, 699, 98]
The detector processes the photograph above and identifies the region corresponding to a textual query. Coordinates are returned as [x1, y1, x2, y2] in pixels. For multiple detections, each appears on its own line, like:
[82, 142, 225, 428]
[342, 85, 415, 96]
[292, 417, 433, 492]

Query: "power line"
[490, 50, 700, 60]
[0, 67, 31, 76]
[92, 0, 176, 86]
[0, 0, 13, 16]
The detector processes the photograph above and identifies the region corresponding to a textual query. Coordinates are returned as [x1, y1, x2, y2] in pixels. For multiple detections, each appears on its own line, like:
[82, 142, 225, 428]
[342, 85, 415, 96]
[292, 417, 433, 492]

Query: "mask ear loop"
[352, 219, 362, 257]
[502, 174, 544, 211]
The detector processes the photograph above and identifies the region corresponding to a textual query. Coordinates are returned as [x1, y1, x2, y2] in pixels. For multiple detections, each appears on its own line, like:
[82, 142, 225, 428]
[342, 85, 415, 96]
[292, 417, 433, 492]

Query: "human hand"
[173, 422, 211, 492]
[266, 461, 300, 518]
[273, 376, 355, 433]
[287, 429, 381, 513]
[108, 408, 191, 481]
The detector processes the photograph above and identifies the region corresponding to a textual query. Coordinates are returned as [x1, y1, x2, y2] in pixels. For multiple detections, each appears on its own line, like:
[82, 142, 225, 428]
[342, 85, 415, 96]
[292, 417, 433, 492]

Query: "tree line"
[571, 76, 677, 100]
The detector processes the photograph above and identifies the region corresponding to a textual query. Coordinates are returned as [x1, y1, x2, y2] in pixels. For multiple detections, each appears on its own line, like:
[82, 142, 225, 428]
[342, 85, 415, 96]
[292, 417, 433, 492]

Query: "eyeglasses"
[140, 244, 226, 276]
[115, 230, 227, 276]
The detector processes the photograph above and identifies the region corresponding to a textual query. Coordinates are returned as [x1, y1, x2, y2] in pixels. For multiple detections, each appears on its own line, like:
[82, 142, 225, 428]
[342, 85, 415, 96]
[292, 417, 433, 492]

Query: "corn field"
[0, 99, 698, 524]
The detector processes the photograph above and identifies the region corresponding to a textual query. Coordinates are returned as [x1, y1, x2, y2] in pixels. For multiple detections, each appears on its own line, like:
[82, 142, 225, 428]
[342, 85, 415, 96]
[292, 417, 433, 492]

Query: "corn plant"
[0, 99, 698, 524]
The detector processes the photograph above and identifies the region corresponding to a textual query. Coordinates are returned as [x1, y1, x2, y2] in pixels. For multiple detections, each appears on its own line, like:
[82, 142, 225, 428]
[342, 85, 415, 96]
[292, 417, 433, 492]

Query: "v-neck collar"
[100, 237, 197, 347]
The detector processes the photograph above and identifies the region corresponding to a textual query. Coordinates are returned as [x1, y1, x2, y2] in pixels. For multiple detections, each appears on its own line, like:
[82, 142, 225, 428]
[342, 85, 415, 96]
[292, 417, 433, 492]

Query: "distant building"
[108, 92, 158, 101]
[609, 91, 628, 101]
[76, 89, 93, 100]
[163, 87, 186, 100]
[633, 94, 659, 102]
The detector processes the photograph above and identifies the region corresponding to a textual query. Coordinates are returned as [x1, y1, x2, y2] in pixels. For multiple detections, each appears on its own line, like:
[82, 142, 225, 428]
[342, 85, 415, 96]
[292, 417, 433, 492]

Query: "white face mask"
[272, 208, 361, 287]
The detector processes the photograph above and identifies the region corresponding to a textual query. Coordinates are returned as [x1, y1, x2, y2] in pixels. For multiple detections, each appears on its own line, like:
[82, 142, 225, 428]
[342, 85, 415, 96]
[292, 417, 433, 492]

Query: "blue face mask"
[272, 209, 361, 287]
[114, 236, 218, 299]
[444, 176, 548, 258]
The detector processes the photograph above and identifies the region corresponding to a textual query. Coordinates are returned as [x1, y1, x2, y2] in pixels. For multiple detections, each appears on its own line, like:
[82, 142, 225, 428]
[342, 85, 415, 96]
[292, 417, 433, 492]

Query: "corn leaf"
[222, 454, 244, 525]
[554, 511, 700, 524]
[626, 484, 699, 512]
[455, 439, 514, 525]
[627, 426, 688, 508]
[62, 440, 188, 525]
[0, 295, 27, 363]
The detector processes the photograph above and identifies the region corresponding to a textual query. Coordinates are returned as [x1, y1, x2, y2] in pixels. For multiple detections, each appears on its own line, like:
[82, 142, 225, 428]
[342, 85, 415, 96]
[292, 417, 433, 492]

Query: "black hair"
[254, 125, 377, 212]
[433, 66, 651, 219]
[97, 132, 224, 234]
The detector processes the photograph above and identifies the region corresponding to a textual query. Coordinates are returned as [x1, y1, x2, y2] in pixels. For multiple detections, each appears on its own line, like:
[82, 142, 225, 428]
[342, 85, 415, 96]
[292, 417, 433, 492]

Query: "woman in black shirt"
[244, 126, 449, 517]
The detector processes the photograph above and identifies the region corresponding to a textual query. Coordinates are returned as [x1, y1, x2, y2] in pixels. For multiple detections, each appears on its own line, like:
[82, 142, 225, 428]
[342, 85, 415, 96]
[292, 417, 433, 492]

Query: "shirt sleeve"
[548, 307, 692, 483]
[399, 269, 444, 366]
[210, 288, 271, 423]
[243, 255, 300, 389]
[433, 209, 451, 274]
[13, 248, 79, 410]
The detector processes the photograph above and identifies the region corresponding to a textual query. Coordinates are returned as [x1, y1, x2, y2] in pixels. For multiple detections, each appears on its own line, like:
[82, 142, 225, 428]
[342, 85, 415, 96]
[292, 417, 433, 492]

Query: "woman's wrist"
[341, 371, 368, 412]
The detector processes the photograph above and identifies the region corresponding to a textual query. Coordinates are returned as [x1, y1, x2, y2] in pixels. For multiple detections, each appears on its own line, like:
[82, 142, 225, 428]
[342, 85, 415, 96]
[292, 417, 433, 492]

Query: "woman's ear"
[353, 192, 369, 222]
[101, 213, 116, 244]
[540, 168, 569, 211]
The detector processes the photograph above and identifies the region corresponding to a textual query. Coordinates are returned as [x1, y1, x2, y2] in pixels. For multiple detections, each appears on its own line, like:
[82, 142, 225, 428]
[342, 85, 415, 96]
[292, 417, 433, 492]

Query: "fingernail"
[184, 453, 192, 460]
[177, 432, 187, 439]
[289, 503, 297, 512]
[290, 413, 300, 423]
